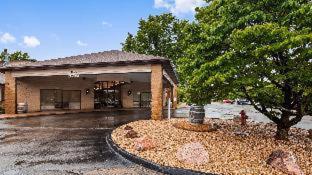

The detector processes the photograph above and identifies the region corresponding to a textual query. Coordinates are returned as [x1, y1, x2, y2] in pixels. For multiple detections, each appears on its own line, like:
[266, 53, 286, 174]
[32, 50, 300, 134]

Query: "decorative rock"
[234, 131, 249, 137]
[134, 136, 156, 151]
[308, 129, 312, 140]
[124, 125, 133, 130]
[173, 120, 217, 132]
[212, 123, 221, 130]
[124, 130, 138, 138]
[176, 142, 209, 165]
[112, 119, 311, 175]
[266, 150, 304, 175]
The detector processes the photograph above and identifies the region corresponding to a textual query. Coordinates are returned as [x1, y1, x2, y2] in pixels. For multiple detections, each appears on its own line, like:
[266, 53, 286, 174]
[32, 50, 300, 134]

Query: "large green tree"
[178, 0, 312, 140]
[0, 50, 34, 61]
[122, 13, 188, 64]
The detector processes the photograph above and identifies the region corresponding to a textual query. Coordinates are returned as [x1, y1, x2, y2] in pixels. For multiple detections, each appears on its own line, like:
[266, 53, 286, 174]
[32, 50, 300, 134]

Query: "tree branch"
[287, 93, 304, 127]
[241, 86, 280, 124]
[287, 115, 303, 127]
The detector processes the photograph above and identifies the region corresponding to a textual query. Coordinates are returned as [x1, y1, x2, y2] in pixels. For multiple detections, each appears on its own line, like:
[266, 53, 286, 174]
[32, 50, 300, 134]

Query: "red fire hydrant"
[239, 110, 248, 126]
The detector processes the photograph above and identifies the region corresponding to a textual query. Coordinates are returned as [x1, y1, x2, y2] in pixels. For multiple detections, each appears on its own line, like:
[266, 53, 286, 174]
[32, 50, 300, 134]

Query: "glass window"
[40, 89, 62, 110]
[133, 92, 140, 107]
[141, 92, 151, 107]
[40, 89, 81, 110]
[133, 92, 151, 108]
[63, 90, 81, 109]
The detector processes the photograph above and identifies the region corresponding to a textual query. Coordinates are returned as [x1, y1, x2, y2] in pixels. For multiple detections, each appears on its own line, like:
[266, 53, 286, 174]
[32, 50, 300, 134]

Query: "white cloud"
[102, 21, 113, 27]
[76, 40, 88, 47]
[154, 0, 206, 15]
[23, 36, 40, 48]
[0, 32, 16, 43]
[154, 0, 171, 9]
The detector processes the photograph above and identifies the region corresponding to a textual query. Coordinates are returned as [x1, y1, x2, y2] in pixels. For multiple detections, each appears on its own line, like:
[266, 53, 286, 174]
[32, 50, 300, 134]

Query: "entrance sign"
[68, 70, 80, 78]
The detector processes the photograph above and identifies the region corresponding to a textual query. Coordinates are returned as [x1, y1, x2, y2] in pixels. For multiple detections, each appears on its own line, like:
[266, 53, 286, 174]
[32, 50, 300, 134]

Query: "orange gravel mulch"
[112, 118, 312, 175]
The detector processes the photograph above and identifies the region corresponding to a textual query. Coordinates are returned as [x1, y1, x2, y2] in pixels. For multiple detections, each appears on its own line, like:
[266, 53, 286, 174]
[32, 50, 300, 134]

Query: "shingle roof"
[0, 50, 178, 83]
[2, 50, 168, 68]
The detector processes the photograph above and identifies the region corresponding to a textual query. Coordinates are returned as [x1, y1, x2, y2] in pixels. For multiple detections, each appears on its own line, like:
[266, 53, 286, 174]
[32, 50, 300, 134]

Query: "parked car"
[223, 99, 234, 104]
[236, 99, 251, 105]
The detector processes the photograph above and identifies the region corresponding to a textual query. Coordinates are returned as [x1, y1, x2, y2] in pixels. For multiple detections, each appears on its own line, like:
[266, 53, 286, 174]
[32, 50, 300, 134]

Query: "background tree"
[0, 50, 34, 61]
[122, 13, 188, 65]
[178, 0, 312, 140]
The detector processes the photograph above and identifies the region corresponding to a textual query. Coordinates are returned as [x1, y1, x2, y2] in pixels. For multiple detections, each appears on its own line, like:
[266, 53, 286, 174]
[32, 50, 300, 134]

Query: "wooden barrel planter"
[188, 105, 205, 124]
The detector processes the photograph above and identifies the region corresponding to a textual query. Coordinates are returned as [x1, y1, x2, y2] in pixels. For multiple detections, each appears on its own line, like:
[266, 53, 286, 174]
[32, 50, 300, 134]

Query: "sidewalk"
[0, 110, 94, 120]
[0, 108, 152, 120]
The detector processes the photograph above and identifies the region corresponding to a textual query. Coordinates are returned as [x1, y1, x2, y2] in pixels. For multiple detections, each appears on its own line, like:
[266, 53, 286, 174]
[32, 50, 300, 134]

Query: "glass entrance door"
[94, 81, 123, 109]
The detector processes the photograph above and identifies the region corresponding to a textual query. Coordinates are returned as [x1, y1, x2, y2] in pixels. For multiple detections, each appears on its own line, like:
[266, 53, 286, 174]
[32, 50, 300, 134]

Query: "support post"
[168, 98, 171, 120]
[151, 64, 163, 120]
[4, 71, 17, 114]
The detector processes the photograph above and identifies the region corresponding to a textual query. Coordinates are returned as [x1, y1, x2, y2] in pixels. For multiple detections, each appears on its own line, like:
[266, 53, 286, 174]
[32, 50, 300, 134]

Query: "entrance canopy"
[0, 50, 178, 84]
[0, 50, 178, 120]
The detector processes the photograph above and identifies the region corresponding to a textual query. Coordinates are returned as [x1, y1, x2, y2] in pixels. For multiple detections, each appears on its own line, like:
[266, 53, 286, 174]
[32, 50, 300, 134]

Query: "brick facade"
[16, 76, 94, 112]
[4, 71, 16, 114]
[13, 76, 151, 113]
[151, 64, 163, 120]
[1, 51, 179, 116]
[4, 64, 177, 117]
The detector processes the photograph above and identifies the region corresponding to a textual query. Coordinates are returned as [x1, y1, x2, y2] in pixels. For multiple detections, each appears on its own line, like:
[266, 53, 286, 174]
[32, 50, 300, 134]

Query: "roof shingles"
[2, 50, 168, 68]
[0, 50, 178, 83]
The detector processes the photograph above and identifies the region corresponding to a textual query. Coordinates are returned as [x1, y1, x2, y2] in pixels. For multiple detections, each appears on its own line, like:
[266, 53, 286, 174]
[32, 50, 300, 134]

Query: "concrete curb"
[0, 108, 147, 120]
[106, 134, 218, 175]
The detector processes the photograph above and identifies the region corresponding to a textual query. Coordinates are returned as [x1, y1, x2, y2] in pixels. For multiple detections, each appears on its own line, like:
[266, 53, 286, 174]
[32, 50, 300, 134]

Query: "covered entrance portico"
[2, 51, 178, 120]
[91, 73, 152, 109]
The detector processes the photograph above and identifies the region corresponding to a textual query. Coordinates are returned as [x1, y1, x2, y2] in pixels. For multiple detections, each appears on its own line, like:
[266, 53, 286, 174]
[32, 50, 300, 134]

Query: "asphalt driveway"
[0, 110, 161, 175]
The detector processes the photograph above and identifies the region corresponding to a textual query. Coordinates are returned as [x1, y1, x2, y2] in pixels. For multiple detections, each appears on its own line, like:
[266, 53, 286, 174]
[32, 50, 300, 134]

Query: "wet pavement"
[0, 109, 162, 175]
[1, 104, 310, 174]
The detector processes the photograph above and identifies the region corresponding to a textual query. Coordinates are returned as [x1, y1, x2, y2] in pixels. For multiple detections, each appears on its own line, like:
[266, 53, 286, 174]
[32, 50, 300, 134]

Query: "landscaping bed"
[111, 118, 312, 175]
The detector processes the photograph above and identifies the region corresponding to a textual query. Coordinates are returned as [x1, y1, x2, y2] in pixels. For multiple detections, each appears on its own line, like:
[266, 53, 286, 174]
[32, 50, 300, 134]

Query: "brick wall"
[4, 71, 16, 114]
[151, 64, 163, 120]
[16, 75, 151, 112]
[16, 76, 94, 112]
[6, 67, 176, 116]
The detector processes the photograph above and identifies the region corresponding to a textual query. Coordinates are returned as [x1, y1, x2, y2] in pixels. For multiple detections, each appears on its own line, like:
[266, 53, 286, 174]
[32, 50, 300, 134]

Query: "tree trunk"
[275, 112, 291, 140]
[275, 123, 290, 140]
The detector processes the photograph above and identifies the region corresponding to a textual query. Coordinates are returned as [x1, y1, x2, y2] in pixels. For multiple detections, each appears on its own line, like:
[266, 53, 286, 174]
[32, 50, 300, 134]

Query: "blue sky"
[0, 0, 204, 60]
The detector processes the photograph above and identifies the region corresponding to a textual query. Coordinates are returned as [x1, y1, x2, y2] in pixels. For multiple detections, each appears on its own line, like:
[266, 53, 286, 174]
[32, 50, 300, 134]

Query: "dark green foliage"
[178, 0, 312, 139]
[0, 50, 35, 61]
[122, 13, 188, 65]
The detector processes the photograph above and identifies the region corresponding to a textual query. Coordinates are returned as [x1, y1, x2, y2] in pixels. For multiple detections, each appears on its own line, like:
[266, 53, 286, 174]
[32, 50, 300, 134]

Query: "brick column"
[4, 71, 16, 114]
[172, 84, 178, 109]
[151, 64, 163, 120]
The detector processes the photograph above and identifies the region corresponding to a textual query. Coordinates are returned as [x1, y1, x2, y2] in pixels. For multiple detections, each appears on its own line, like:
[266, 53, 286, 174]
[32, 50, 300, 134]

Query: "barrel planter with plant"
[188, 105, 205, 124]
